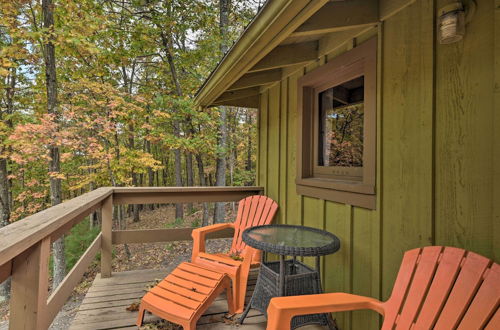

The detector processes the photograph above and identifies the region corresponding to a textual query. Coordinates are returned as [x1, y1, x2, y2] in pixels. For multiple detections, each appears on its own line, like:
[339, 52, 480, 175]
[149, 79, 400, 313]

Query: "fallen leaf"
[222, 313, 238, 325]
[126, 302, 140, 312]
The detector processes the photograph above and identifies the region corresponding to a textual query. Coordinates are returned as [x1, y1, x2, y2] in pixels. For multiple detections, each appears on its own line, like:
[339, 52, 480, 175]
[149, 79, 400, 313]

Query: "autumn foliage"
[0, 0, 259, 222]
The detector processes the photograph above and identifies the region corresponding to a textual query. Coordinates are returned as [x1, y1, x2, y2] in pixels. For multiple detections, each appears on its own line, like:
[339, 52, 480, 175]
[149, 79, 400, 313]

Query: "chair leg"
[266, 310, 292, 330]
[180, 317, 198, 330]
[237, 277, 248, 314]
[136, 305, 146, 327]
[226, 283, 235, 315]
[232, 280, 244, 313]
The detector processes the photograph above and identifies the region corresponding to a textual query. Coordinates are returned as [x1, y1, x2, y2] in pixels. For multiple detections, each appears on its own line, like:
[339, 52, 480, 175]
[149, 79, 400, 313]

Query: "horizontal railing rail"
[112, 186, 263, 204]
[112, 227, 235, 244]
[0, 186, 263, 329]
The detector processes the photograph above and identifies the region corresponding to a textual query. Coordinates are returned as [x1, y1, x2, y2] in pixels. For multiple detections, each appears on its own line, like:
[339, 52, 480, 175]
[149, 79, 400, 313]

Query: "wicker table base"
[241, 259, 332, 329]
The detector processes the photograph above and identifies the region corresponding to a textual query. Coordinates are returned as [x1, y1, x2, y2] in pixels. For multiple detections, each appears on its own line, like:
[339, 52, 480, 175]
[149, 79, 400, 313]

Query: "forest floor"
[0, 203, 236, 330]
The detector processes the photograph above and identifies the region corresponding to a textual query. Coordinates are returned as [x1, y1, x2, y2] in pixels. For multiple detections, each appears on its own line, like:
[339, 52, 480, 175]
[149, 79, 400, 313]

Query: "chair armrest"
[191, 223, 234, 261]
[266, 293, 384, 330]
[192, 223, 234, 236]
[196, 252, 242, 267]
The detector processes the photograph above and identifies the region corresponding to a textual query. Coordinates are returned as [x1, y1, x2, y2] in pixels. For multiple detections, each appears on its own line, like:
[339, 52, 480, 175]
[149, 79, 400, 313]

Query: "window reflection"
[318, 76, 364, 167]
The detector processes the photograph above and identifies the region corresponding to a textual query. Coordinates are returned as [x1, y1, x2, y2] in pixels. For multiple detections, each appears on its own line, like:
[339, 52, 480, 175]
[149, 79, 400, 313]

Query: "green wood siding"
[257, 1, 499, 329]
[435, 0, 497, 263]
[381, 0, 435, 302]
[494, 0, 500, 264]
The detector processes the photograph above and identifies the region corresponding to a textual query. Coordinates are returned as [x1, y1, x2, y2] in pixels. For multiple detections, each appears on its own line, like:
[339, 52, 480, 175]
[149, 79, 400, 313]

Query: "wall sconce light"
[438, 1, 476, 44]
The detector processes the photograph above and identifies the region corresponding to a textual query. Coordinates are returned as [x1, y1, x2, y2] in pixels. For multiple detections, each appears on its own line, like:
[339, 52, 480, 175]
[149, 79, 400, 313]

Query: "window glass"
[318, 76, 364, 167]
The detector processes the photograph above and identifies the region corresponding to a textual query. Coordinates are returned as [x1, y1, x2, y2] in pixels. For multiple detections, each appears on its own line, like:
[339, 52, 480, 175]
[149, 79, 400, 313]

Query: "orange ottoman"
[137, 262, 234, 329]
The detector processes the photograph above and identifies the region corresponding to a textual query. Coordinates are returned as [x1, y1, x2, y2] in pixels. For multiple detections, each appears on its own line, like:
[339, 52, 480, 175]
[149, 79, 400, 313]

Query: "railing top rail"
[0, 187, 113, 266]
[112, 186, 263, 193]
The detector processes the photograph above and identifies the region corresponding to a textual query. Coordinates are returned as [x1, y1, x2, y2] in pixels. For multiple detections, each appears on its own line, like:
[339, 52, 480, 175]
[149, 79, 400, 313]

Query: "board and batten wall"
[256, 0, 499, 329]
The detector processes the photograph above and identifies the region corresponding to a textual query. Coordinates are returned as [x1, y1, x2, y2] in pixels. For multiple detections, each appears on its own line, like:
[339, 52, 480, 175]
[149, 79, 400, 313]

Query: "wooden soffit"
[227, 69, 282, 91]
[290, 0, 378, 38]
[196, 0, 417, 108]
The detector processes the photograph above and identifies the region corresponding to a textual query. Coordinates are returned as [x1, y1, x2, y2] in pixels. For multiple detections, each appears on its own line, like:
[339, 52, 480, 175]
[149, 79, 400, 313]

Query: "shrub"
[64, 218, 100, 271]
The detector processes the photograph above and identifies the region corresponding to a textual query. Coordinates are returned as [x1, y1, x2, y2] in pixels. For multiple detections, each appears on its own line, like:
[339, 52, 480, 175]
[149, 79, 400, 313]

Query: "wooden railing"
[0, 186, 263, 329]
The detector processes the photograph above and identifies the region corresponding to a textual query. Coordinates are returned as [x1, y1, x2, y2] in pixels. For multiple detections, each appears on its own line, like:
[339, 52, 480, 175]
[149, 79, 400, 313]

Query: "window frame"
[296, 37, 377, 209]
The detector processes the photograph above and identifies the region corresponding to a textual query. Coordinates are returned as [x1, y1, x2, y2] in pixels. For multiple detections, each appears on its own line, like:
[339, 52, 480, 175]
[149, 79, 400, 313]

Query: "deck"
[70, 268, 264, 329]
[70, 268, 328, 330]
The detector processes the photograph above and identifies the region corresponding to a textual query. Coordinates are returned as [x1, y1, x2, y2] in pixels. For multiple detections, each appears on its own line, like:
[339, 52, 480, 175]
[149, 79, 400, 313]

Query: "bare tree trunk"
[147, 172, 154, 208]
[214, 109, 228, 223]
[186, 152, 194, 212]
[208, 173, 214, 186]
[145, 129, 154, 210]
[116, 204, 131, 260]
[0, 157, 10, 302]
[0, 65, 15, 302]
[228, 110, 237, 213]
[0, 160, 10, 229]
[130, 126, 140, 223]
[173, 134, 184, 220]
[90, 211, 101, 229]
[155, 2, 184, 219]
[0, 148, 10, 302]
[246, 111, 253, 173]
[131, 175, 140, 222]
[163, 155, 169, 186]
[88, 159, 102, 228]
[123, 61, 140, 223]
[228, 109, 235, 186]
[214, 0, 231, 223]
[43, 0, 65, 288]
[196, 154, 209, 226]
[219, 0, 230, 54]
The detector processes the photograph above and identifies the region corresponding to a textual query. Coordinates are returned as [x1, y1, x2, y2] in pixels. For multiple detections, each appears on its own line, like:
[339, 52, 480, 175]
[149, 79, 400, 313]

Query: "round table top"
[242, 224, 340, 257]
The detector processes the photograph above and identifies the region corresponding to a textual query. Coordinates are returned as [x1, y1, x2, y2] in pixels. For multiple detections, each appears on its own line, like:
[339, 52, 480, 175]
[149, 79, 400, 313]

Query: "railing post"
[9, 237, 50, 330]
[101, 195, 113, 278]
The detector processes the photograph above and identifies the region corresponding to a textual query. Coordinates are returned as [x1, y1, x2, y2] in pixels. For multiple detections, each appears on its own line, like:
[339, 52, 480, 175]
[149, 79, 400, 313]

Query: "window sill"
[296, 178, 375, 195]
[296, 178, 376, 210]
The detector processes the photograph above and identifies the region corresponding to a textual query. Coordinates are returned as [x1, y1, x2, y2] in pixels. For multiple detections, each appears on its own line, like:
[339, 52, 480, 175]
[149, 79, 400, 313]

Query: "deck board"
[69, 268, 263, 330]
[70, 268, 327, 330]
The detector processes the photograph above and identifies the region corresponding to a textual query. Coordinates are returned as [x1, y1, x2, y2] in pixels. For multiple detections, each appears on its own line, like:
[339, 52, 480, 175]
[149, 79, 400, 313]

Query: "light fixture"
[438, 1, 476, 44]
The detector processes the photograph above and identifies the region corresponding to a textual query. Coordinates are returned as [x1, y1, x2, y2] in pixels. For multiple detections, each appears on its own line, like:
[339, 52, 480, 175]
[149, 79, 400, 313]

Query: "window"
[317, 76, 364, 178]
[296, 37, 376, 209]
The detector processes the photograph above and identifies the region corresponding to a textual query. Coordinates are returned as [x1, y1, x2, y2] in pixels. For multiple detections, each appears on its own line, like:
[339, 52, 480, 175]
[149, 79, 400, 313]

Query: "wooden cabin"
[0, 1, 498, 329]
[196, 0, 499, 329]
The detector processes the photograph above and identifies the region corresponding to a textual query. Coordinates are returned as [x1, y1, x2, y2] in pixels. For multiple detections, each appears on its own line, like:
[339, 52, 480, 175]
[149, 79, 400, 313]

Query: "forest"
[0, 0, 260, 305]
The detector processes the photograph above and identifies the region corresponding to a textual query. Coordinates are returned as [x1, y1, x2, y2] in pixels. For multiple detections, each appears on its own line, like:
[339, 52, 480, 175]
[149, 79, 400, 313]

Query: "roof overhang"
[195, 0, 416, 108]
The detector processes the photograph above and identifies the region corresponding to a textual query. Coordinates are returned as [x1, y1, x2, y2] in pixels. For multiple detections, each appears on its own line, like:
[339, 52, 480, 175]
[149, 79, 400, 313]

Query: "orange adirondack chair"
[191, 195, 278, 313]
[267, 246, 500, 330]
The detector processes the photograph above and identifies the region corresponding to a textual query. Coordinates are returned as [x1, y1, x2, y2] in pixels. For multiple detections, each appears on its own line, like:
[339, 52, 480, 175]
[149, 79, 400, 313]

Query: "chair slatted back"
[382, 246, 499, 330]
[230, 195, 278, 255]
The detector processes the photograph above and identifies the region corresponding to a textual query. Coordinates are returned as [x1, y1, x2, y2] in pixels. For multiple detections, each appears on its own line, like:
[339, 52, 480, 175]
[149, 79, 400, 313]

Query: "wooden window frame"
[296, 37, 377, 209]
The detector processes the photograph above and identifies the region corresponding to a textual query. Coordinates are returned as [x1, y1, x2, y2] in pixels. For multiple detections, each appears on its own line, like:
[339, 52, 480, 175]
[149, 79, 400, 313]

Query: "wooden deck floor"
[70, 268, 328, 330]
[70, 268, 266, 329]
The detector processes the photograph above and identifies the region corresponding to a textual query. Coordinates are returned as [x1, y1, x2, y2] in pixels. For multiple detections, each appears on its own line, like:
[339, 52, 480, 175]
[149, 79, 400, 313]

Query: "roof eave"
[195, 0, 330, 108]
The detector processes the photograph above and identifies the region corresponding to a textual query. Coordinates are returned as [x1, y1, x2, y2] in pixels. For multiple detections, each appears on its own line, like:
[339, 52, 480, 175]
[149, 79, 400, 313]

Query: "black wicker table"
[238, 224, 340, 329]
